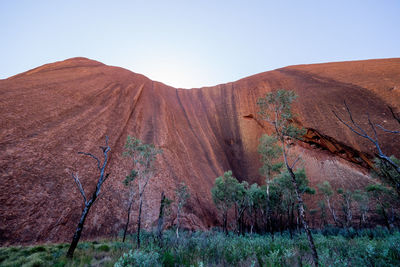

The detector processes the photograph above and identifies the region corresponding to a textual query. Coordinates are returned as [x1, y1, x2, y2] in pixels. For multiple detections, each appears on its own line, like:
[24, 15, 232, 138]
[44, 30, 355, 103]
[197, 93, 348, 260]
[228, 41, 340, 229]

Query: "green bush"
[22, 252, 45, 267]
[28, 246, 46, 253]
[95, 244, 110, 252]
[1, 228, 400, 266]
[115, 250, 161, 267]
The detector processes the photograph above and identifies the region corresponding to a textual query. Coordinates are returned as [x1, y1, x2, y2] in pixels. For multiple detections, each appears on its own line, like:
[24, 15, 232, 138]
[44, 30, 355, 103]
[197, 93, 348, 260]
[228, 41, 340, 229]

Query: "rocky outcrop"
[0, 57, 399, 245]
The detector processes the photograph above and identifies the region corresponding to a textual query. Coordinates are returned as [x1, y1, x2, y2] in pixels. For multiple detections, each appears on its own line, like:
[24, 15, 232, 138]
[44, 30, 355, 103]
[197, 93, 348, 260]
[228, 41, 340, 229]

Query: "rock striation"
[0, 57, 399, 244]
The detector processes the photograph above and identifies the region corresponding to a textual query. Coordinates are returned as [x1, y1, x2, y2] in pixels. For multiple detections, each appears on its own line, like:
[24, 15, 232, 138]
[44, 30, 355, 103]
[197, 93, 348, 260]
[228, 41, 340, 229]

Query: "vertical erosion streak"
[114, 83, 145, 147]
[218, 84, 246, 181]
[143, 82, 156, 144]
[175, 90, 220, 177]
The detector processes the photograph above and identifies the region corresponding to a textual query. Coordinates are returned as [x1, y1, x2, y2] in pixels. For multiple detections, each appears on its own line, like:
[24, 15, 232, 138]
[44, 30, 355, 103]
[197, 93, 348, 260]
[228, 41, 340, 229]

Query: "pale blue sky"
[1, 1, 399, 88]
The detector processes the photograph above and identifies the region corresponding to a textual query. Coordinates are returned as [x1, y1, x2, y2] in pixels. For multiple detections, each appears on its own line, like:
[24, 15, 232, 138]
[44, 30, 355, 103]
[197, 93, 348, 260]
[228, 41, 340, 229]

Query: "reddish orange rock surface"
[0, 57, 399, 245]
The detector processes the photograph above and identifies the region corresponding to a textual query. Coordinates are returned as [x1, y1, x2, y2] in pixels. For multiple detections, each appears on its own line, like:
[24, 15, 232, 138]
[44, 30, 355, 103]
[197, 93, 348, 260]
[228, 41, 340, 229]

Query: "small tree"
[258, 89, 319, 266]
[66, 136, 111, 258]
[211, 170, 237, 235]
[232, 180, 249, 235]
[317, 200, 328, 227]
[157, 191, 172, 245]
[372, 157, 400, 199]
[258, 134, 283, 234]
[247, 183, 265, 234]
[123, 136, 162, 249]
[366, 184, 396, 231]
[317, 181, 341, 227]
[273, 168, 315, 238]
[175, 182, 190, 239]
[337, 188, 353, 229]
[122, 170, 137, 242]
[266, 182, 284, 234]
[353, 189, 369, 228]
[309, 209, 318, 228]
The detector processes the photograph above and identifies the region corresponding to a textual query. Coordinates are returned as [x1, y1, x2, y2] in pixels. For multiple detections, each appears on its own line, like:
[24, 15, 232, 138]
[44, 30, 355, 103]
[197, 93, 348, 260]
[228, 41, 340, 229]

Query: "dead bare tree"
[376, 107, 400, 133]
[333, 102, 400, 195]
[66, 136, 111, 258]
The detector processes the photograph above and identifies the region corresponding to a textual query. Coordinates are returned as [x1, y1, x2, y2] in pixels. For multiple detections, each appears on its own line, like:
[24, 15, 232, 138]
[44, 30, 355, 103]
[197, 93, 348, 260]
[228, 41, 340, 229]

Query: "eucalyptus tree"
[175, 182, 190, 239]
[337, 188, 353, 229]
[211, 170, 237, 235]
[157, 191, 172, 245]
[123, 136, 162, 249]
[273, 169, 315, 238]
[122, 170, 137, 242]
[233, 180, 249, 235]
[265, 182, 284, 233]
[247, 183, 266, 233]
[66, 136, 111, 258]
[317, 181, 341, 227]
[258, 134, 282, 233]
[373, 157, 400, 200]
[366, 184, 396, 231]
[258, 90, 319, 266]
[353, 189, 369, 228]
[317, 200, 328, 228]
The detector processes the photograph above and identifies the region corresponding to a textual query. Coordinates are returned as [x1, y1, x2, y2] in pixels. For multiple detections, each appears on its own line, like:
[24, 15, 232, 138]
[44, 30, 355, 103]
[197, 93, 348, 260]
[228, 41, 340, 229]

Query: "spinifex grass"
[0, 239, 131, 267]
[1, 227, 400, 267]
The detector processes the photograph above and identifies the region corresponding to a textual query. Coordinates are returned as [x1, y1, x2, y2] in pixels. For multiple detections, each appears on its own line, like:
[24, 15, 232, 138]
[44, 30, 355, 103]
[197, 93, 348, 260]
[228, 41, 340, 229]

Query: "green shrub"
[22, 255, 45, 267]
[28, 246, 46, 253]
[160, 250, 175, 267]
[95, 244, 110, 252]
[1, 228, 400, 266]
[115, 250, 161, 267]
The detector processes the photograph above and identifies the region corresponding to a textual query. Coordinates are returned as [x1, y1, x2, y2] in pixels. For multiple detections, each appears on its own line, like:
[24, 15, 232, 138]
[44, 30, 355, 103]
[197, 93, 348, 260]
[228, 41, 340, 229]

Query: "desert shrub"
[160, 250, 175, 267]
[1, 228, 400, 266]
[115, 250, 161, 267]
[28, 245, 46, 253]
[95, 244, 110, 252]
[22, 252, 46, 267]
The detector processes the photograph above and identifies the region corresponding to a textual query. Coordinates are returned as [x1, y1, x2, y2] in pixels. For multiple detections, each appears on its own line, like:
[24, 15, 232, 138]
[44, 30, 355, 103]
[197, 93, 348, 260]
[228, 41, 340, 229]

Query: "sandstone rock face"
[1, 57, 399, 245]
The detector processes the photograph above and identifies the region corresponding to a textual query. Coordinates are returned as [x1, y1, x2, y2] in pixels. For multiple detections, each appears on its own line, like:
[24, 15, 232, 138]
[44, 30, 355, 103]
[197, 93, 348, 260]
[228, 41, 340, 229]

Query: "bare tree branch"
[332, 103, 400, 176]
[367, 113, 378, 141]
[71, 173, 87, 204]
[343, 101, 370, 137]
[332, 110, 368, 139]
[290, 155, 301, 169]
[78, 152, 101, 171]
[67, 136, 111, 258]
[376, 124, 400, 134]
[332, 104, 379, 146]
[103, 173, 111, 184]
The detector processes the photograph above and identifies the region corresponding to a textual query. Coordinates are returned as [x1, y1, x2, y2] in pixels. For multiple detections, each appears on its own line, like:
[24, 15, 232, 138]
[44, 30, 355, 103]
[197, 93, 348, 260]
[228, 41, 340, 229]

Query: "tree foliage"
[257, 89, 319, 266]
[175, 182, 190, 239]
[258, 134, 283, 182]
[211, 171, 238, 234]
[366, 183, 397, 230]
[257, 90, 305, 140]
[372, 156, 400, 199]
[123, 135, 162, 248]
